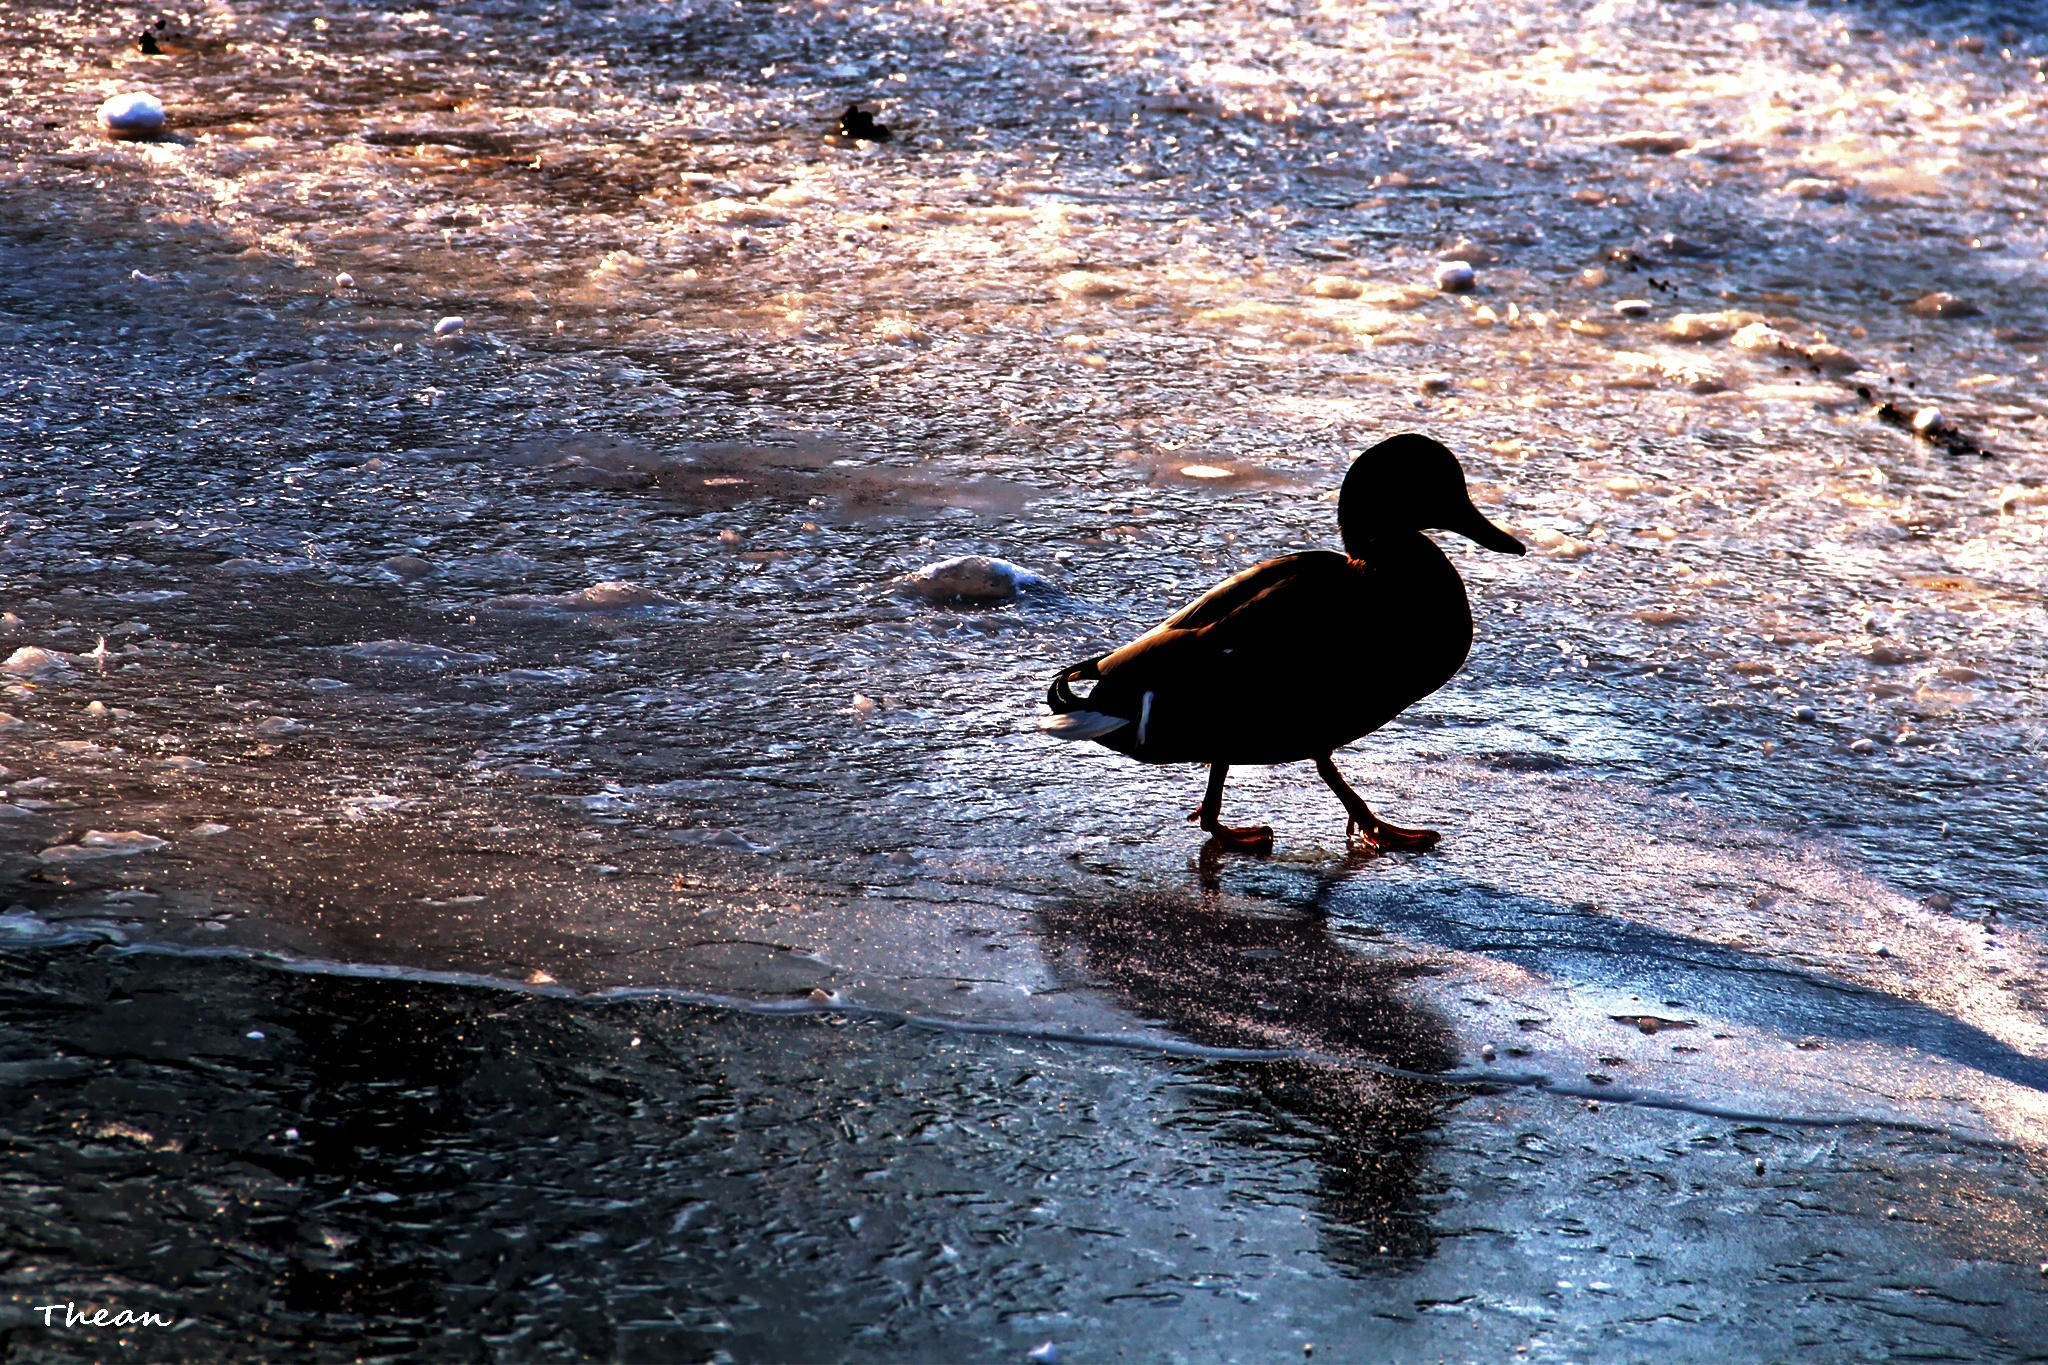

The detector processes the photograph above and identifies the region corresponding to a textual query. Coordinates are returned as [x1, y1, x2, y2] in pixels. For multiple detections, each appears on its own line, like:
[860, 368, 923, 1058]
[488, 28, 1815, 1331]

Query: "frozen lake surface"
[2, 0, 2046, 1357]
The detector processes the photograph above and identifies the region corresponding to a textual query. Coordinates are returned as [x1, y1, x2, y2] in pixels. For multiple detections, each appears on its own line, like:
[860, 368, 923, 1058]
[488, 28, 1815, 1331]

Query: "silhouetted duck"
[1040, 432, 1524, 853]
[836, 104, 891, 142]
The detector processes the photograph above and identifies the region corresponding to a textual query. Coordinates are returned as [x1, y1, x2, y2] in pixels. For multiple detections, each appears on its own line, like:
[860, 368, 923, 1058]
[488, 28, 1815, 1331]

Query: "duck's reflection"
[1038, 885, 1461, 1271]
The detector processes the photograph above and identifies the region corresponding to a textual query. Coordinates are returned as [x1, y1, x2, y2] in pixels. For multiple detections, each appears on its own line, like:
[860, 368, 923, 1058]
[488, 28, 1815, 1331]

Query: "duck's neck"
[1343, 526, 1440, 568]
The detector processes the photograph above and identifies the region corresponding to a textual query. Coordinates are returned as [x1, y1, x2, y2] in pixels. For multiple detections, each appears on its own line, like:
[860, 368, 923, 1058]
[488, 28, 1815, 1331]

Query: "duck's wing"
[1039, 554, 1363, 752]
[1147, 553, 1323, 637]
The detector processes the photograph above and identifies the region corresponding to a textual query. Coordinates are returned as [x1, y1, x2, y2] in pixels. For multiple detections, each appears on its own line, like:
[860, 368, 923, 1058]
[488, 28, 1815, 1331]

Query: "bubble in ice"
[433, 316, 465, 337]
[1433, 261, 1476, 293]
[97, 92, 165, 138]
[900, 555, 1052, 604]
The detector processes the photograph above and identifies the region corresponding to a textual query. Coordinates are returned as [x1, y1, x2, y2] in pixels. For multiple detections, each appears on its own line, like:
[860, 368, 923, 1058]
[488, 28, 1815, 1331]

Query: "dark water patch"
[1039, 889, 1459, 1272]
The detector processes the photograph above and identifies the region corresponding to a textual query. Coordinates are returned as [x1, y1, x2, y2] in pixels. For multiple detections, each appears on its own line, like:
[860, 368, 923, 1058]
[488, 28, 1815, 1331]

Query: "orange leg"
[1315, 754, 1439, 854]
[1186, 763, 1274, 853]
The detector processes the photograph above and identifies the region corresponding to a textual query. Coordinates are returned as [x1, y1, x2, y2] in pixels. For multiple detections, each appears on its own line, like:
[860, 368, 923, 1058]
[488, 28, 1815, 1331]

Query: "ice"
[663, 828, 771, 853]
[38, 830, 169, 863]
[341, 640, 495, 668]
[489, 582, 677, 612]
[4, 0, 2048, 1347]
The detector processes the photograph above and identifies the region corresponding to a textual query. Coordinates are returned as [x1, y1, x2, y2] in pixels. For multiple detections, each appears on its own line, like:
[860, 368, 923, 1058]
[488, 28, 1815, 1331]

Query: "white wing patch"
[1037, 710, 1130, 741]
[1137, 691, 1155, 746]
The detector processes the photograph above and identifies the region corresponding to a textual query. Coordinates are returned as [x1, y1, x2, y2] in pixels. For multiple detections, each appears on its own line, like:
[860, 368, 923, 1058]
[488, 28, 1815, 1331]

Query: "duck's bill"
[1446, 504, 1527, 555]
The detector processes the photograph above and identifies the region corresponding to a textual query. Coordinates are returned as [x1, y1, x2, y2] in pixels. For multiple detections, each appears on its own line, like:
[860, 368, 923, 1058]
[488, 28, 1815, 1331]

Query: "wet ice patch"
[342, 794, 413, 819]
[215, 557, 313, 576]
[479, 667, 598, 687]
[39, 830, 169, 863]
[900, 555, 1053, 604]
[487, 581, 676, 612]
[341, 639, 496, 668]
[663, 828, 773, 853]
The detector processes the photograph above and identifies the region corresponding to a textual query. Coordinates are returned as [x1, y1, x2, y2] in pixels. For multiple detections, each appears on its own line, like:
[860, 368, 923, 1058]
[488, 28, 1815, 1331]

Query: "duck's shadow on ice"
[1240, 865, 2048, 1099]
[1037, 887, 1460, 1273]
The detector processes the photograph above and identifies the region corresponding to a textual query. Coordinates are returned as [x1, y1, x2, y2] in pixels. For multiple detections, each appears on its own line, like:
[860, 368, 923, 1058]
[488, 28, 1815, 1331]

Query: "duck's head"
[1337, 433, 1525, 557]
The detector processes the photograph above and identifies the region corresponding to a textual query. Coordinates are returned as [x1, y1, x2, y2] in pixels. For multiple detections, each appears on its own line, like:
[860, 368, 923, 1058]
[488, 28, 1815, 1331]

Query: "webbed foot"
[1324, 755, 1440, 855]
[1189, 806, 1274, 854]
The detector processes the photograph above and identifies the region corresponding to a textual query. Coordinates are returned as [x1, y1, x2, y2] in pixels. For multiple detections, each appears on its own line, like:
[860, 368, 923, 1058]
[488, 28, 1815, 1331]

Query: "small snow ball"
[901, 555, 1050, 604]
[98, 92, 165, 139]
[433, 316, 466, 337]
[1910, 405, 1946, 434]
[1027, 1345, 1060, 1365]
[334, 271, 355, 289]
[1433, 260, 1476, 293]
[1612, 298, 1653, 319]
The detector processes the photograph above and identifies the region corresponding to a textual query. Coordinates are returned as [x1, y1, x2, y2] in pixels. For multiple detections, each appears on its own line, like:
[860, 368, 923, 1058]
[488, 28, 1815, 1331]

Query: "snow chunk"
[901, 555, 1052, 603]
[1664, 310, 1763, 342]
[39, 830, 169, 863]
[98, 92, 165, 138]
[2, 647, 73, 679]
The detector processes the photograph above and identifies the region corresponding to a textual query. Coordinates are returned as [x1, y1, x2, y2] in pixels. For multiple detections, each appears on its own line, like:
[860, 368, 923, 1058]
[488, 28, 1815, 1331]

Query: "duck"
[1038, 432, 1525, 854]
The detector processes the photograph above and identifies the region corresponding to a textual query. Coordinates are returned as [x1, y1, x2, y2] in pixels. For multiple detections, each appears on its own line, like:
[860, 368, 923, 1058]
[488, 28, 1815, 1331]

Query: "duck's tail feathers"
[1037, 710, 1130, 741]
[1045, 656, 1104, 714]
